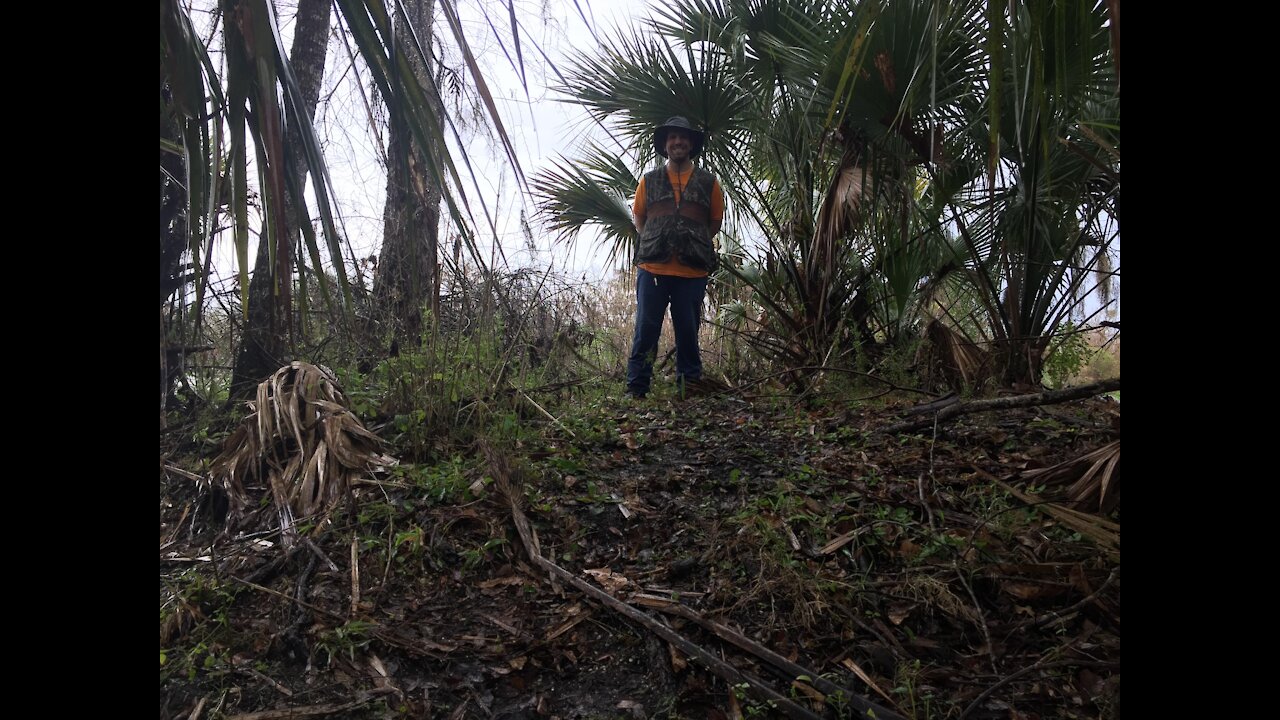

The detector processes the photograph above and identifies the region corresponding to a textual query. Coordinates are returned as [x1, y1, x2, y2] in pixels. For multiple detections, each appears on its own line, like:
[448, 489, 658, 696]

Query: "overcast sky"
[197, 0, 646, 295]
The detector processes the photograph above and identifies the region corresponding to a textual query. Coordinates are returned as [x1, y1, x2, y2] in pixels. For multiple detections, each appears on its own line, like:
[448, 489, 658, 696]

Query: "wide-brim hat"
[654, 116, 705, 159]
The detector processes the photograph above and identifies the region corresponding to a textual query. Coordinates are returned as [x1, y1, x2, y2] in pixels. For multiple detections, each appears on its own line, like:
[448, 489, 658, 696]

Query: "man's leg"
[626, 268, 669, 396]
[669, 274, 709, 385]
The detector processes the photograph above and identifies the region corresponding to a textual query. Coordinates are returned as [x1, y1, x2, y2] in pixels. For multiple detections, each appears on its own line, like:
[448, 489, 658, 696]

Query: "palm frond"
[532, 143, 640, 267]
[1021, 439, 1120, 515]
[209, 362, 396, 547]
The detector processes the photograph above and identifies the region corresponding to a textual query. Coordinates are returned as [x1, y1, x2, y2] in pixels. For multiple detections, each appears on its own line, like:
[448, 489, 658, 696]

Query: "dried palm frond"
[918, 319, 991, 391]
[996, 479, 1119, 558]
[1021, 440, 1120, 515]
[209, 362, 396, 546]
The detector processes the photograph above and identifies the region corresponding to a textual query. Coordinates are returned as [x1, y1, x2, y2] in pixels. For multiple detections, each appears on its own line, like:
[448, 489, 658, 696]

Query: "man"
[627, 116, 724, 399]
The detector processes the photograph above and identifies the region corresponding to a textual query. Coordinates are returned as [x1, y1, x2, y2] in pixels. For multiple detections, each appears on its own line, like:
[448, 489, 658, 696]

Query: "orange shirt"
[633, 165, 724, 278]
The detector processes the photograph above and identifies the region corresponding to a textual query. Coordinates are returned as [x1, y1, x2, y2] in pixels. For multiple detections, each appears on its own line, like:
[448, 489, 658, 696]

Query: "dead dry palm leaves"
[209, 362, 396, 546]
[918, 319, 991, 391]
[1021, 440, 1121, 515]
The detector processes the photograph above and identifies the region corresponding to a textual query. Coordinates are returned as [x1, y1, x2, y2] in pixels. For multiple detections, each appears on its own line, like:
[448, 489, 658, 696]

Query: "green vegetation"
[160, 1, 1118, 716]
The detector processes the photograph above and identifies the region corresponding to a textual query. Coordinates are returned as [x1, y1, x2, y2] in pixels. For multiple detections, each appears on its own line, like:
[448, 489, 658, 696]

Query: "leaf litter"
[161, 383, 1119, 719]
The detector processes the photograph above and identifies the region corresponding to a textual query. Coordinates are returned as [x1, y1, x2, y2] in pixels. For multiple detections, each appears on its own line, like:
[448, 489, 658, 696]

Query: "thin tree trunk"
[230, 0, 334, 398]
[161, 50, 195, 417]
[160, 73, 189, 419]
[372, 0, 443, 352]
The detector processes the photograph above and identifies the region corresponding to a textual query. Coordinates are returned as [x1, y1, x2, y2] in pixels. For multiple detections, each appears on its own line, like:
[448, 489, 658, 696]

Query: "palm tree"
[534, 0, 958, 372]
[534, 0, 1119, 388]
[956, 0, 1119, 386]
[160, 0, 531, 398]
[228, 0, 334, 397]
[371, 0, 446, 351]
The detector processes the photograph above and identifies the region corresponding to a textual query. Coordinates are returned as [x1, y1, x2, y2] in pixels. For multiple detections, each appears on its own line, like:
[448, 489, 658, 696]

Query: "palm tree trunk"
[372, 0, 444, 352]
[160, 74, 189, 417]
[230, 0, 334, 398]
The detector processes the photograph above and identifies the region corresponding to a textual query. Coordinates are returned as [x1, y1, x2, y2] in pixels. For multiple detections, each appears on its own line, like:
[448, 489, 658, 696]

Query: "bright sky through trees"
[197, 0, 647, 296]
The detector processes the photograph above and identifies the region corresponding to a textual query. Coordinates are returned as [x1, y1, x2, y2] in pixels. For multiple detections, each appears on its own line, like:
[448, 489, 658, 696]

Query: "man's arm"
[633, 177, 647, 234]
[710, 179, 724, 237]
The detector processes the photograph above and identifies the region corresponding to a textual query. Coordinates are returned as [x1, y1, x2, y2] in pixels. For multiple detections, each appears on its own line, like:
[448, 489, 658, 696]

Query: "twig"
[234, 664, 294, 697]
[511, 381, 576, 438]
[958, 659, 1120, 719]
[231, 576, 340, 620]
[1014, 567, 1120, 631]
[636, 595, 905, 720]
[164, 463, 206, 483]
[954, 563, 998, 675]
[502, 481, 823, 720]
[223, 692, 385, 720]
[163, 503, 192, 547]
[304, 539, 339, 573]
[484, 613, 533, 641]
[232, 575, 453, 659]
[919, 414, 939, 529]
[350, 534, 361, 617]
[187, 695, 208, 720]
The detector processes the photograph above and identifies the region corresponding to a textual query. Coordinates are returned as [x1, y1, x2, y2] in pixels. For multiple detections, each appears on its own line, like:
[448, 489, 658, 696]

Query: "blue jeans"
[626, 268, 708, 395]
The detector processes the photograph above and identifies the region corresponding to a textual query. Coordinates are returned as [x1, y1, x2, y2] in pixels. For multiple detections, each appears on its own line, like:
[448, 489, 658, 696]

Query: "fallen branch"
[882, 378, 1120, 434]
[1012, 567, 1120, 632]
[231, 576, 453, 659]
[224, 691, 386, 720]
[512, 523, 823, 719]
[634, 594, 904, 719]
[488, 447, 897, 720]
[958, 659, 1120, 719]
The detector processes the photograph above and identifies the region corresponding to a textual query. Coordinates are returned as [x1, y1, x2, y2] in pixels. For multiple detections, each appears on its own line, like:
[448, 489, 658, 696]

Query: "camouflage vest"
[635, 165, 719, 272]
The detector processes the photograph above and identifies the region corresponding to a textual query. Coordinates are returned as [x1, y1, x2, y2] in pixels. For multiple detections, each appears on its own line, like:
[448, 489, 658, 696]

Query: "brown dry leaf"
[584, 568, 631, 594]
[841, 657, 898, 706]
[820, 528, 865, 554]
[545, 608, 592, 641]
[887, 603, 914, 625]
[1069, 563, 1093, 594]
[478, 576, 525, 590]
[624, 492, 651, 515]
[509, 656, 527, 670]
[160, 599, 204, 645]
[668, 643, 687, 672]
[616, 699, 645, 718]
[921, 320, 991, 389]
[790, 679, 825, 703]
[1001, 581, 1066, 601]
[726, 690, 744, 720]
[897, 538, 922, 560]
[784, 523, 802, 551]
[367, 653, 400, 696]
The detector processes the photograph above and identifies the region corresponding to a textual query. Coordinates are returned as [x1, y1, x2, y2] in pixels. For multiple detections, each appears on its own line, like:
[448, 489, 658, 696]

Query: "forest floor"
[160, 379, 1120, 720]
